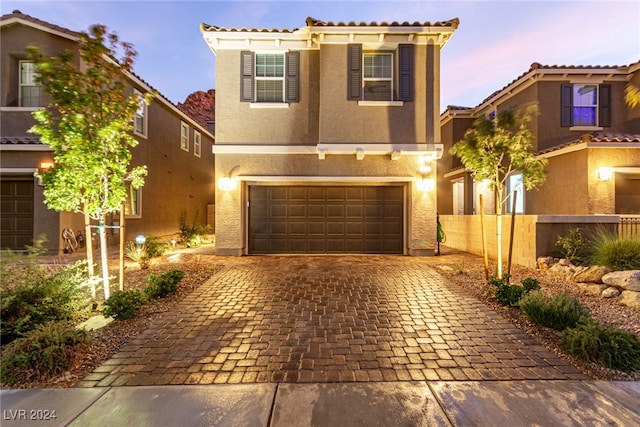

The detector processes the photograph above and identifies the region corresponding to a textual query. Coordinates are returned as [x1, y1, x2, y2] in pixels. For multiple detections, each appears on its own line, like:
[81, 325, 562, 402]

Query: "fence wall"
[619, 216, 640, 239]
[439, 215, 620, 269]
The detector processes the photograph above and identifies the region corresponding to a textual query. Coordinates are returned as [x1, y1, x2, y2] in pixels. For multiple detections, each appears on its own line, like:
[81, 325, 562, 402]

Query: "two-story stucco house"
[201, 17, 458, 256]
[437, 61, 640, 266]
[1, 10, 215, 252]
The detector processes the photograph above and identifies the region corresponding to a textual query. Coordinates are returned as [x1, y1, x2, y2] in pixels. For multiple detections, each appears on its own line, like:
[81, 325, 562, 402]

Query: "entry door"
[249, 185, 403, 254]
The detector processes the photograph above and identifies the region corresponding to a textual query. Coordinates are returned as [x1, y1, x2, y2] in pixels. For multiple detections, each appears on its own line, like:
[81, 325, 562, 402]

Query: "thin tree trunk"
[496, 212, 503, 279]
[479, 195, 489, 281]
[119, 206, 125, 291]
[99, 216, 110, 300]
[84, 212, 96, 301]
[507, 191, 517, 278]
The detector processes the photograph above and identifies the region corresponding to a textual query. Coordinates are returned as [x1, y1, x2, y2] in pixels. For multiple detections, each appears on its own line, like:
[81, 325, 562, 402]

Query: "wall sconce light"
[218, 176, 237, 191]
[417, 177, 435, 192]
[38, 161, 54, 172]
[597, 167, 613, 182]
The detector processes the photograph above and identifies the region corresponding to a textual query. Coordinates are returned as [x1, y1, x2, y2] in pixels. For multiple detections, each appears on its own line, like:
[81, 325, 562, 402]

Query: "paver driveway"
[79, 256, 587, 387]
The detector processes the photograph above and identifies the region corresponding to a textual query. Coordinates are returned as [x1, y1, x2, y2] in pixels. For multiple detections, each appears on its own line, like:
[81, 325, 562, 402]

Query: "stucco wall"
[215, 153, 437, 255]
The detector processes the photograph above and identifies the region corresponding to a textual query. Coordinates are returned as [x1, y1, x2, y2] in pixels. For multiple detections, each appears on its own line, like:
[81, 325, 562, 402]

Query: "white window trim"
[133, 89, 148, 138]
[249, 102, 290, 108]
[19, 60, 41, 108]
[362, 51, 394, 102]
[505, 173, 525, 214]
[255, 53, 285, 103]
[194, 130, 201, 157]
[180, 121, 189, 152]
[125, 186, 142, 219]
[357, 101, 403, 107]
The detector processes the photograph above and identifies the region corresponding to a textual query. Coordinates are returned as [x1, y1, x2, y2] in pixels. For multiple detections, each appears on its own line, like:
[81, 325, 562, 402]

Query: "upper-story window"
[240, 51, 299, 103]
[19, 61, 42, 107]
[180, 121, 189, 151]
[561, 83, 611, 128]
[133, 89, 148, 137]
[506, 173, 524, 214]
[348, 44, 413, 103]
[193, 130, 201, 157]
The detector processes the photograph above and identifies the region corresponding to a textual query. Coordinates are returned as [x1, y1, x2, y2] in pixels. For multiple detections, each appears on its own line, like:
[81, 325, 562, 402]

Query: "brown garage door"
[249, 185, 403, 254]
[1, 178, 34, 250]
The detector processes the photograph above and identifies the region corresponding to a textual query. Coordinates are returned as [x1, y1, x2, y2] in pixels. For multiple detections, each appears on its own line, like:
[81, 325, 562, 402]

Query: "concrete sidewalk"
[2, 381, 639, 426]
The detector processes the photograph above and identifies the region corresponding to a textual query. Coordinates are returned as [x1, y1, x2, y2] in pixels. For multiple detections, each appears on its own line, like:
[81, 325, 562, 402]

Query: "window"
[561, 83, 611, 128]
[473, 180, 495, 214]
[124, 183, 141, 218]
[133, 90, 147, 137]
[19, 61, 42, 107]
[506, 173, 524, 214]
[452, 180, 465, 215]
[240, 51, 299, 103]
[347, 44, 413, 102]
[180, 122, 189, 151]
[194, 130, 201, 157]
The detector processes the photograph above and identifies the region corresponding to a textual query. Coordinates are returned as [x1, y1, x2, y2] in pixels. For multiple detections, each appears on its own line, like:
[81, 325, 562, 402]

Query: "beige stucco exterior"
[203, 18, 457, 255]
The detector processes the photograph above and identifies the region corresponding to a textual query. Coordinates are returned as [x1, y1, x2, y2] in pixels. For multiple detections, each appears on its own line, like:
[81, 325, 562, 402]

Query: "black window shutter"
[347, 44, 362, 100]
[240, 51, 254, 102]
[398, 44, 413, 101]
[599, 84, 611, 127]
[285, 51, 300, 103]
[560, 83, 573, 127]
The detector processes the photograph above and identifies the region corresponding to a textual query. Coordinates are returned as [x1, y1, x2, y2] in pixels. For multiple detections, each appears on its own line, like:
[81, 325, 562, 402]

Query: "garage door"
[249, 185, 403, 254]
[1, 178, 34, 250]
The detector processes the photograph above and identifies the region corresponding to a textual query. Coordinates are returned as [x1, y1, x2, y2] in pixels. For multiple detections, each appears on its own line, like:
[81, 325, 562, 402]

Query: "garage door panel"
[249, 185, 403, 254]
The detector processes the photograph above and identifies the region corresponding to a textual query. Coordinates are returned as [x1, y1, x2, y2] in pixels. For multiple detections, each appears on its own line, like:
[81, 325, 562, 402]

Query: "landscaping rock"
[602, 270, 640, 291]
[548, 262, 575, 280]
[619, 290, 640, 309]
[576, 283, 608, 296]
[537, 257, 556, 271]
[571, 265, 611, 284]
[602, 287, 621, 298]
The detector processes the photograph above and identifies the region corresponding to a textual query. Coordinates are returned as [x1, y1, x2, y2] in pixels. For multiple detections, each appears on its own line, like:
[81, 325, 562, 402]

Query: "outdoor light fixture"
[417, 177, 435, 192]
[135, 234, 146, 245]
[218, 176, 237, 191]
[597, 167, 613, 182]
[38, 161, 54, 171]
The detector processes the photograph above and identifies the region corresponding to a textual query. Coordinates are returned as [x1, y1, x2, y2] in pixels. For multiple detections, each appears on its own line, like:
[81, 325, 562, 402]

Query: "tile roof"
[537, 133, 640, 155]
[0, 9, 80, 37]
[200, 23, 299, 33]
[0, 136, 43, 145]
[305, 17, 460, 28]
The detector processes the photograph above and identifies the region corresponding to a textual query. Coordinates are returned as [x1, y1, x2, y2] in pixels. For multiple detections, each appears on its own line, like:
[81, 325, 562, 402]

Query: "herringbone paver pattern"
[77, 256, 587, 387]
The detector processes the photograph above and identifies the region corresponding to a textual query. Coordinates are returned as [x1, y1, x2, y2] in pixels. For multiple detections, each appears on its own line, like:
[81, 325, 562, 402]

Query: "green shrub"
[102, 290, 147, 320]
[0, 322, 91, 386]
[561, 317, 640, 373]
[144, 269, 185, 299]
[145, 239, 169, 258]
[178, 210, 210, 248]
[555, 228, 589, 265]
[1, 260, 92, 344]
[488, 275, 539, 306]
[520, 291, 590, 330]
[125, 241, 150, 269]
[590, 231, 640, 271]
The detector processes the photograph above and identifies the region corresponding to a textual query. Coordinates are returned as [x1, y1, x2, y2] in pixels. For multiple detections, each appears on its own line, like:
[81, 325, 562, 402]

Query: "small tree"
[451, 105, 547, 278]
[28, 25, 151, 299]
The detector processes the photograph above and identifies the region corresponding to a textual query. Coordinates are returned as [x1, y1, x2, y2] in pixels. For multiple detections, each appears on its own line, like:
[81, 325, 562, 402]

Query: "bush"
[125, 241, 150, 269]
[555, 228, 589, 265]
[102, 290, 147, 320]
[561, 317, 640, 373]
[0, 322, 91, 386]
[488, 275, 540, 306]
[590, 231, 640, 271]
[520, 291, 590, 330]
[179, 210, 210, 247]
[145, 269, 185, 299]
[1, 260, 93, 344]
[145, 239, 169, 258]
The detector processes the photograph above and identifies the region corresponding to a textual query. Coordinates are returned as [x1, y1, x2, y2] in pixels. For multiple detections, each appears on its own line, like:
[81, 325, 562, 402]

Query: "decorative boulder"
[571, 265, 611, 284]
[602, 270, 640, 292]
[577, 283, 608, 296]
[537, 257, 556, 271]
[548, 262, 575, 280]
[601, 287, 621, 298]
[619, 291, 640, 309]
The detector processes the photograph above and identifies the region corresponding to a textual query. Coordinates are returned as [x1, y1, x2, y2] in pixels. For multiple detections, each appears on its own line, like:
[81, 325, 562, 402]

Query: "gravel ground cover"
[5, 247, 639, 388]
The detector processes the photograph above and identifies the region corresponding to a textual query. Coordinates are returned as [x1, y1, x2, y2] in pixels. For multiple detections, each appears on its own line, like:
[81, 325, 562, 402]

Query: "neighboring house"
[0, 10, 215, 252]
[201, 17, 459, 255]
[438, 61, 640, 266]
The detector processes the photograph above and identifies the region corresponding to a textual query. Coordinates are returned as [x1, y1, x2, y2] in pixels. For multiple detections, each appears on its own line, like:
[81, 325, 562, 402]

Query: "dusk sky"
[2, 0, 638, 111]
